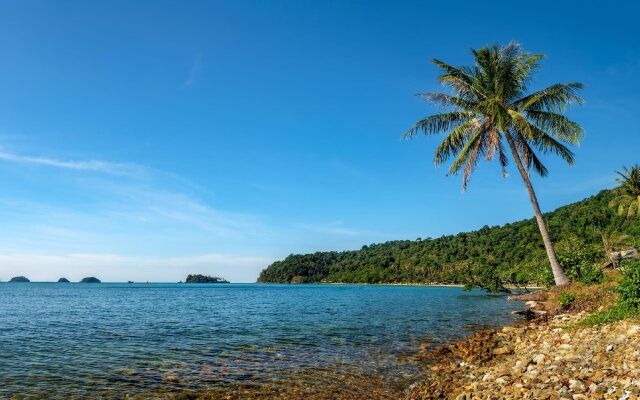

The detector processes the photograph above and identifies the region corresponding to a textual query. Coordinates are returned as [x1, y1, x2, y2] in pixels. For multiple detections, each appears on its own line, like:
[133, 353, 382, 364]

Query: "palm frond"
[432, 59, 484, 100]
[403, 112, 472, 139]
[514, 83, 585, 112]
[525, 110, 583, 144]
[516, 136, 549, 176]
[434, 119, 477, 165]
[509, 111, 575, 165]
[615, 165, 640, 197]
[417, 93, 478, 110]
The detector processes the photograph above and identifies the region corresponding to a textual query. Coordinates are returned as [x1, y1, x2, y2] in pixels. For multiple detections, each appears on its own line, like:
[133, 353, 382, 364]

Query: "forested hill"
[257, 188, 640, 285]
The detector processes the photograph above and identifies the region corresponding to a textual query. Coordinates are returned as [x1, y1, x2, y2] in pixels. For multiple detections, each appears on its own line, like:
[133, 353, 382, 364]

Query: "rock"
[492, 346, 512, 356]
[162, 371, 179, 382]
[405, 304, 640, 400]
[9, 276, 30, 282]
[614, 334, 626, 344]
[58, 277, 70, 283]
[569, 379, 585, 391]
[495, 376, 509, 385]
[533, 353, 546, 365]
[481, 373, 494, 382]
[80, 277, 101, 283]
[559, 390, 573, 398]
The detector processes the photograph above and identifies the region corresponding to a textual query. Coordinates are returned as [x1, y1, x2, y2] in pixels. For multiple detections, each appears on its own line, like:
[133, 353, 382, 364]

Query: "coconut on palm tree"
[610, 164, 640, 219]
[405, 42, 584, 286]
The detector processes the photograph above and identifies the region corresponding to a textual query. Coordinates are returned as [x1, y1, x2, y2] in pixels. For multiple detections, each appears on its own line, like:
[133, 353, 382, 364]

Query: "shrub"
[618, 259, 640, 311]
[556, 247, 605, 285]
[578, 305, 636, 327]
[559, 293, 576, 309]
[577, 259, 640, 327]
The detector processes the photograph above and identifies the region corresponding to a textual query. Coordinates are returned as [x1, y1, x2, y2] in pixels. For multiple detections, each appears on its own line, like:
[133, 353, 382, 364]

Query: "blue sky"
[0, 0, 639, 282]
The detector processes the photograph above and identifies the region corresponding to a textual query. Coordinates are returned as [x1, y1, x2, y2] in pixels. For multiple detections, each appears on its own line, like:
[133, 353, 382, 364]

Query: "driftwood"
[604, 248, 638, 269]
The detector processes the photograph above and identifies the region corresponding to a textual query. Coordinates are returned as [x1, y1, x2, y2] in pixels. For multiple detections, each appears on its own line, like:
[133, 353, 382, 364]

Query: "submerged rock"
[58, 278, 70, 283]
[9, 276, 30, 282]
[80, 277, 101, 283]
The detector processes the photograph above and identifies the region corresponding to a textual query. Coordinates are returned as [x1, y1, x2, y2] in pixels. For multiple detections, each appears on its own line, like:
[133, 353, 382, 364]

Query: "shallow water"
[0, 283, 521, 398]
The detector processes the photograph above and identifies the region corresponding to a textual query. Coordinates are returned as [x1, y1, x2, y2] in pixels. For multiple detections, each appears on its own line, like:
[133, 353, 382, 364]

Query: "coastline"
[405, 292, 640, 400]
[280, 281, 545, 290]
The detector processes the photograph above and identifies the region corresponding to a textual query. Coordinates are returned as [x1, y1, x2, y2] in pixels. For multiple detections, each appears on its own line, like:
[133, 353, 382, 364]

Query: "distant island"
[9, 276, 30, 283]
[58, 278, 70, 283]
[185, 274, 229, 283]
[80, 277, 101, 283]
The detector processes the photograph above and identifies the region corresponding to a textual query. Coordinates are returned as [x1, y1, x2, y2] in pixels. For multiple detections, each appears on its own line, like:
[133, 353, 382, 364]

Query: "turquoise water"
[0, 283, 521, 398]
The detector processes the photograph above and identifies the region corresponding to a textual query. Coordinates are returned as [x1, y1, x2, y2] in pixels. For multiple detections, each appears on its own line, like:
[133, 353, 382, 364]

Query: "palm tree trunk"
[504, 132, 570, 286]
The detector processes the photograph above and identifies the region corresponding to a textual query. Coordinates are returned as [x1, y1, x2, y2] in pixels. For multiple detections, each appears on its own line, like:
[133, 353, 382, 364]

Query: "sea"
[0, 283, 522, 399]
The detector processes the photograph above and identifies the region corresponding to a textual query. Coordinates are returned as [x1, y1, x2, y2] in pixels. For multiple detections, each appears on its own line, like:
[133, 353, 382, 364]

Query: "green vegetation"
[404, 42, 584, 286]
[617, 259, 640, 310]
[558, 293, 575, 309]
[258, 188, 640, 286]
[185, 274, 229, 283]
[610, 164, 640, 219]
[575, 259, 640, 326]
[554, 240, 605, 285]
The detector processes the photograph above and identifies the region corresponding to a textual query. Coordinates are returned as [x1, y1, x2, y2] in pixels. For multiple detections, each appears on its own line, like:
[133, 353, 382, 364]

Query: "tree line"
[257, 188, 640, 288]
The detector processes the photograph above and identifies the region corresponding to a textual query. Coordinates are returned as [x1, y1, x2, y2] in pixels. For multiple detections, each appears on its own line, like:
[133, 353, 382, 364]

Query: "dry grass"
[545, 270, 621, 315]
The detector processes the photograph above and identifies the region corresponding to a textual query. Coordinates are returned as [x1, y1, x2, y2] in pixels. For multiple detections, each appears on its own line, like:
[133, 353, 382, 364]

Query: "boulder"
[58, 278, 70, 283]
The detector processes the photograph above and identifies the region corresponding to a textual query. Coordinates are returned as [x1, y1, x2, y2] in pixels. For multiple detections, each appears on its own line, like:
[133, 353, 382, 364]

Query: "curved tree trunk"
[504, 132, 570, 286]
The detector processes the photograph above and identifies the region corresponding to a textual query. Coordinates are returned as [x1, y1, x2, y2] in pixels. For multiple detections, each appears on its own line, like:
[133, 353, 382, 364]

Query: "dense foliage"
[258, 188, 640, 287]
[185, 274, 229, 283]
[618, 260, 640, 311]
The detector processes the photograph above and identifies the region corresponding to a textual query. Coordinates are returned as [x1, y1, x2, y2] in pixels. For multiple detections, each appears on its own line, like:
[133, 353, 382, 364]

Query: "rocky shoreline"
[406, 300, 640, 399]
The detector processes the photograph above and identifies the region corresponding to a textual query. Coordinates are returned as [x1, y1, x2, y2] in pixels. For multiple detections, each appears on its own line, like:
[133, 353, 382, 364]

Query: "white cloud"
[103, 185, 261, 237]
[298, 221, 362, 236]
[0, 150, 146, 177]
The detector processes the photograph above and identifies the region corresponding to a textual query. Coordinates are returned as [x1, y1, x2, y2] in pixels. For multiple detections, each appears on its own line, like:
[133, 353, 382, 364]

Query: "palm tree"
[405, 42, 584, 286]
[610, 164, 640, 219]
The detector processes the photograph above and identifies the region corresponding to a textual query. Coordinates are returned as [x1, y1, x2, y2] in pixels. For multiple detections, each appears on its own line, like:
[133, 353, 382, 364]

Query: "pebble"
[406, 311, 640, 400]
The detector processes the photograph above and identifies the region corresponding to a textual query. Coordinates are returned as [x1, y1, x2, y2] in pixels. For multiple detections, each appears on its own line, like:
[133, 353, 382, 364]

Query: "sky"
[0, 0, 639, 282]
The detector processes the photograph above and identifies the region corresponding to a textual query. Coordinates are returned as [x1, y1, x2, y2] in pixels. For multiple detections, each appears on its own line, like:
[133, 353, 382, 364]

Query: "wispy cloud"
[0, 145, 272, 281]
[182, 54, 202, 87]
[105, 185, 261, 237]
[298, 220, 362, 236]
[0, 150, 146, 177]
